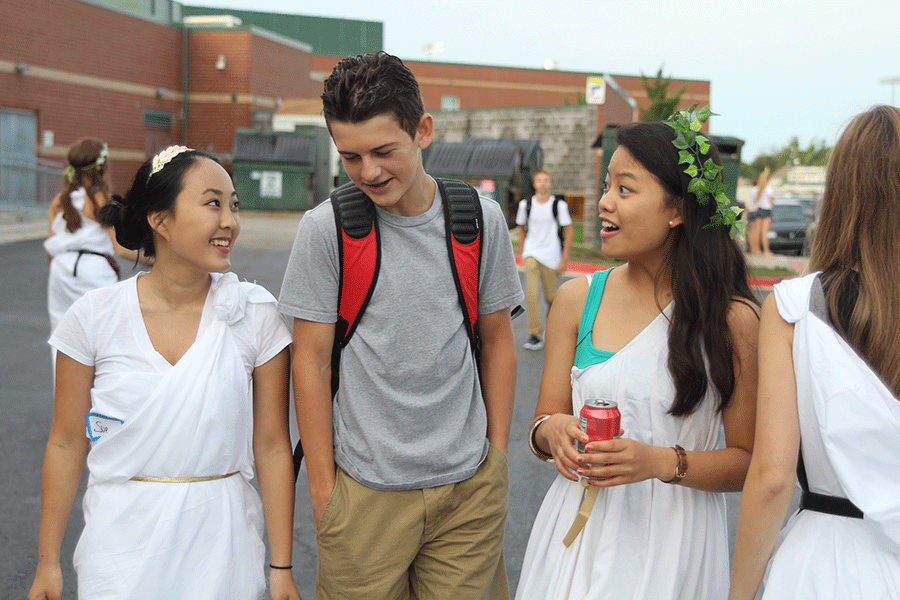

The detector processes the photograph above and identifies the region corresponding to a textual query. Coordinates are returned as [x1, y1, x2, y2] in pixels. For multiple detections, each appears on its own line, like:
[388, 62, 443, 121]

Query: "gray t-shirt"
[278, 180, 524, 491]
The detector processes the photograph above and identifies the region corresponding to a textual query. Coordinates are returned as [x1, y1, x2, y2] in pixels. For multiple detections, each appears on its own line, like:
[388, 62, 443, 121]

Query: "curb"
[514, 256, 787, 290]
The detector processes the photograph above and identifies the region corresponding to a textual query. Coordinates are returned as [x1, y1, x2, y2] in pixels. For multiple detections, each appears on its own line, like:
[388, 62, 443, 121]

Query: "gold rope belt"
[562, 478, 599, 547]
[130, 471, 239, 483]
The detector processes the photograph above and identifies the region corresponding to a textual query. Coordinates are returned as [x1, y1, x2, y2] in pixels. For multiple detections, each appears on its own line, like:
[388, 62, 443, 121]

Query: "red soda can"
[576, 399, 620, 453]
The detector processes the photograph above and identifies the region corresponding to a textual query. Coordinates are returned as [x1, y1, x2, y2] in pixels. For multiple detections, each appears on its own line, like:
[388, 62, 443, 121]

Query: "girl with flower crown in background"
[44, 139, 142, 335]
[516, 115, 759, 599]
[28, 146, 302, 600]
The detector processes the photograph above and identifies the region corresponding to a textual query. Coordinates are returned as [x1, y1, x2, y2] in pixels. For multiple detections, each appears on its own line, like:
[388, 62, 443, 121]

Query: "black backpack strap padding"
[293, 182, 380, 480]
[331, 181, 381, 358]
[436, 178, 482, 349]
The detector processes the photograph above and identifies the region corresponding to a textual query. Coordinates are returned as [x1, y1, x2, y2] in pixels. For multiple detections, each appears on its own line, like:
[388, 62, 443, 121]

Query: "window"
[441, 96, 460, 112]
[143, 109, 172, 130]
[251, 110, 274, 130]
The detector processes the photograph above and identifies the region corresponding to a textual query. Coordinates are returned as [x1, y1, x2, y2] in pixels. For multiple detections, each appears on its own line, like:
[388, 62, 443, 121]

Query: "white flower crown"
[63, 144, 109, 182]
[148, 145, 192, 182]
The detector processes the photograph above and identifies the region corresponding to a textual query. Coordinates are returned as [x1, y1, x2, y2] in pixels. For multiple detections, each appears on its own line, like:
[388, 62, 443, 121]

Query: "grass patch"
[747, 265, 798, 278]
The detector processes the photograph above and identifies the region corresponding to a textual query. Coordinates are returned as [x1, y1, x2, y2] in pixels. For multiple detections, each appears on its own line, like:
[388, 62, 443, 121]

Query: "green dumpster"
[232, 126, 330, 211]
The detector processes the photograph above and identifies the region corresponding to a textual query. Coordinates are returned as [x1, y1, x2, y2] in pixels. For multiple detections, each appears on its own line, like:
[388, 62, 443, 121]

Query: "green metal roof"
[179, 5, 382, 55]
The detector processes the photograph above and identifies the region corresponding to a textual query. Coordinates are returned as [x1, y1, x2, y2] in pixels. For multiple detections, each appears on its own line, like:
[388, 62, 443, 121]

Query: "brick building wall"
[0, 0, 183, 193]
[249, 34, 317, 100]
[1, 0, 318, 198]
[187, 30, 253, 155]
[311, 54, 711, 123]
[187, 29, 317, 155]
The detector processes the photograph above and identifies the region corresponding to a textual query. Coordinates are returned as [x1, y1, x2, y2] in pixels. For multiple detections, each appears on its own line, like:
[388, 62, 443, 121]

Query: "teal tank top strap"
[574, 268, 616, 369]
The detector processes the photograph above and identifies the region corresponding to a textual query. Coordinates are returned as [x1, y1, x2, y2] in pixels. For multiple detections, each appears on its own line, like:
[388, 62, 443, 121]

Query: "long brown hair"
[60, 138, 109, 232]
[752, 168, 770, 203]
[615, 122, 759, 416]
[809, 105, 900, 394]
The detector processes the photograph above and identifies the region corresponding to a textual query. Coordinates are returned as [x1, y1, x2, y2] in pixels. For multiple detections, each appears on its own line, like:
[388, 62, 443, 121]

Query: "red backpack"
[292, 178, 517, 477]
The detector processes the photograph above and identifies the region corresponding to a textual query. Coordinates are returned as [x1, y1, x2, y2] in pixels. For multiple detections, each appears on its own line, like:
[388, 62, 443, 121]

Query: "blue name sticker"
[85, 413, 124, 442]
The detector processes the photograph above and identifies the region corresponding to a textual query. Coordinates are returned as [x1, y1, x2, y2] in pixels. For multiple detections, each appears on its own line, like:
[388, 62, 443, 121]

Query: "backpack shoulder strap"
[525, 195, 533, 225]
[294, 183, 379, 481]
[292, 180, 493, 479]
[435, 178, 482, 349]
[552, 195, 565, 249]
[331, 181, 381, 352]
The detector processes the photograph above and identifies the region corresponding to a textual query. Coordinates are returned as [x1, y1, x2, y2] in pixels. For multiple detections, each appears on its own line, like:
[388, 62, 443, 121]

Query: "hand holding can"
[576, 399, 620, 452]
[577, 399, 620, 479]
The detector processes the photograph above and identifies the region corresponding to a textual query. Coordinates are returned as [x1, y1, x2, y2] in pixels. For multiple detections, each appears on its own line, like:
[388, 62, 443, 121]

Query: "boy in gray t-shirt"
[278, 52, 523, 599]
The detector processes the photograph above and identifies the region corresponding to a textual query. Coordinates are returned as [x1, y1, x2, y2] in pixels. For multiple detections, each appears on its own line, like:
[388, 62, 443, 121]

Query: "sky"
[186, 0, 900, 162]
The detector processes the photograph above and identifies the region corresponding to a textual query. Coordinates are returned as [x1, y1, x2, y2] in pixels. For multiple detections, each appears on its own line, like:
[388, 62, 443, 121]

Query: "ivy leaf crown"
[665, 104, 745, 239]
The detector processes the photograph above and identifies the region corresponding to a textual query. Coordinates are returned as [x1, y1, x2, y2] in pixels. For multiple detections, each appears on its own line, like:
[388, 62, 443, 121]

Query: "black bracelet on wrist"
[269, 564, 292, 570]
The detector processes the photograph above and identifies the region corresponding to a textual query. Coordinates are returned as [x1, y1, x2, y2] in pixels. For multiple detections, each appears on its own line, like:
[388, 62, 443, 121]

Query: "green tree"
[638, 66, 687, 122]
[740, 137, 832, 178]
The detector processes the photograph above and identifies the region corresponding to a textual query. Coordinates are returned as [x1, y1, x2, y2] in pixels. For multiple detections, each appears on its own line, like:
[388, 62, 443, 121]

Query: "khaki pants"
[524, 256, 560, 338]
[315, 444, 510, 600]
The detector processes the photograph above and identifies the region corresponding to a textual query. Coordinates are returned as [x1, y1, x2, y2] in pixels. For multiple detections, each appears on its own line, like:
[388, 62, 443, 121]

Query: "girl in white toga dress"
[518, 117, 760, 600]
[729, 106, 900, 600]
[28, 146, 302, 600]
[44, 139, 141, 334]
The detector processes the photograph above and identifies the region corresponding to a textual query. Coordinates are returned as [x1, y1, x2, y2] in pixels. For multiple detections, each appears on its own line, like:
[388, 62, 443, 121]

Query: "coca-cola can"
[576, 399, 620, 453]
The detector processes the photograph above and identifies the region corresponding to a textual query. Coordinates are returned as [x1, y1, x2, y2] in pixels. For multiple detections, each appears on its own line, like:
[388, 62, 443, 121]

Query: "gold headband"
[148, 145, 192, 182]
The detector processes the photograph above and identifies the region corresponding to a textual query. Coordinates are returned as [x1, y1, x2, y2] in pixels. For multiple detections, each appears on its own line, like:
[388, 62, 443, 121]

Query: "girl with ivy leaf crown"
[517, 112, 759, 599]
[28, 147, 301, 600]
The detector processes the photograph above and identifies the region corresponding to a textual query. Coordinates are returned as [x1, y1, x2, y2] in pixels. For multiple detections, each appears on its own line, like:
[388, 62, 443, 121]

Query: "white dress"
[516, 271, 729, 600]
[756, 273, 900, 599]
[44, 188, 119, 332]
[50, 272, 292, 600]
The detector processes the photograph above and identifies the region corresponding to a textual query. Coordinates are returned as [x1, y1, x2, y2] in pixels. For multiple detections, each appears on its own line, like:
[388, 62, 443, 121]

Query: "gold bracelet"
[661, 445, 687, 484]
[528, 415, 554, 462]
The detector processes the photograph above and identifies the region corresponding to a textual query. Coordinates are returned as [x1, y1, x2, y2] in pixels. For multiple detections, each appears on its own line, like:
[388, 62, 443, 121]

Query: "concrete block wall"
[432, 105, 598, 239]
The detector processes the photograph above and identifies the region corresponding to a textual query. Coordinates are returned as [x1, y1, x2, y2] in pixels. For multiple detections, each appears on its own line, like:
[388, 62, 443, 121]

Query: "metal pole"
[879, 77, 900, 106]
[182, 27, 190, 145]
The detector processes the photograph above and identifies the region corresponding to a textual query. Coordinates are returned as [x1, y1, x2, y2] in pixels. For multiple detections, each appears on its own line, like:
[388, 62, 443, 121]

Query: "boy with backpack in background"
[516, 170, 573, 350]
[278, 52, 524, 600]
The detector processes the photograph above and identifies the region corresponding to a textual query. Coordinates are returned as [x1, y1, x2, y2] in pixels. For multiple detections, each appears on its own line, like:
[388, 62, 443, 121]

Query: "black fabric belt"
[799, 490, 864, 519]
[71, 249, 121, 280]
[797, 450, 864, 519]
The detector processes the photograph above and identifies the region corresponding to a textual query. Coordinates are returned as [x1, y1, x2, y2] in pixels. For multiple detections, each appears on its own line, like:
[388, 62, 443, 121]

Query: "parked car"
[767, 201, 809, 255]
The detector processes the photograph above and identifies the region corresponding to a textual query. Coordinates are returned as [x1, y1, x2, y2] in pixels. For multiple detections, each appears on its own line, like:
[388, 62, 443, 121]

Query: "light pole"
[423, 42, 444, 61]
[880, 77, 900, 105]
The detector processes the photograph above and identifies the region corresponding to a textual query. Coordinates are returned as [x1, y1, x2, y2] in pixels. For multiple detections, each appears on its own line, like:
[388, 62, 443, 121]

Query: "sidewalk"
[0, 209, 46, 245]
[515, 251, 807, 290]
[0, 208, 303, 249]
